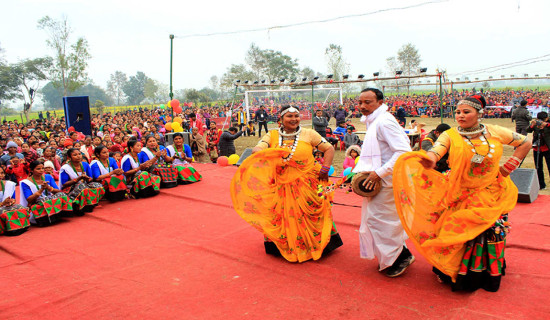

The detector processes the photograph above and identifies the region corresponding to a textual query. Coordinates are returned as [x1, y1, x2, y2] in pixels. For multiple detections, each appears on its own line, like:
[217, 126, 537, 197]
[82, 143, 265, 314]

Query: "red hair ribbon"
[472, 95, 483, 105]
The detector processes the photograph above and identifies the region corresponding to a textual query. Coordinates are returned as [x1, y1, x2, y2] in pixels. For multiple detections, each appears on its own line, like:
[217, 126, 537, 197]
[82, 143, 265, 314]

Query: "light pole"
[438, 72, 444, 123]
[169, 34, 174, 100]
[169, 34, 174, 118]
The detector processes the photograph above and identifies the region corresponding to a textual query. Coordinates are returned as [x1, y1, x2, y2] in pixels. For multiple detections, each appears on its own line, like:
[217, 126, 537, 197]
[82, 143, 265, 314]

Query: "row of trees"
[385, 43, 422, 94]
[218, 43, 325, 93]
[0, 13, 424, 120]
[215, 42, 423, 97]
[0, 15, 91, 120]
[105, 71, 221, 105]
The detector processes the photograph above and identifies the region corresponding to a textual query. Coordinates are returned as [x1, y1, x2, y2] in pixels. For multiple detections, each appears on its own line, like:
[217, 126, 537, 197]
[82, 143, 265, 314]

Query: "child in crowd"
[408, 119, 418, 133]
[245, 121, 256, 137]
[343, 127, 361, 149]
[5, 156, 29, 183]
[342, 145, 361, 189]
[313, 149, 325, 165]
[333, 121, 347, 142]
[343, 145, 361, 172]
[111, 151, 123, 167]
[43, 160, 59, 181]
[37, 141, 47, 156]
[345, 119, 356, 131]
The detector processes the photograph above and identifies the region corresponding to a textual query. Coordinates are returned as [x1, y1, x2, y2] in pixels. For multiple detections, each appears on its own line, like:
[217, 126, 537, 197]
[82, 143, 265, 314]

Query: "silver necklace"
[279, 127, 301, 162]
[463, 133, 495, 164]
[457, 123, 486, 136]
[279, 126, 301, 137]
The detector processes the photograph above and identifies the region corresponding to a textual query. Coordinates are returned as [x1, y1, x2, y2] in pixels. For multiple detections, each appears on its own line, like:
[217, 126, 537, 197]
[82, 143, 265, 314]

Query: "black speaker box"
[236, 148, 253, 166]
[63, 96, 92, 136]
[510, 168, 539, 203]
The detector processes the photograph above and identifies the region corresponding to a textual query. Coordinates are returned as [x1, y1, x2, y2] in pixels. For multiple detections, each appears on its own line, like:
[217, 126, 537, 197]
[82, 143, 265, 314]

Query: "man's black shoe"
[384, 248, 415, 278]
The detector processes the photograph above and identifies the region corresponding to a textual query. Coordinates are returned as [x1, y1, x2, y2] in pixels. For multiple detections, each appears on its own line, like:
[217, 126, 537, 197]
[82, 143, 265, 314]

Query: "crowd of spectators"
[244, 89, 550, 121]
[3, 88, 549, 186]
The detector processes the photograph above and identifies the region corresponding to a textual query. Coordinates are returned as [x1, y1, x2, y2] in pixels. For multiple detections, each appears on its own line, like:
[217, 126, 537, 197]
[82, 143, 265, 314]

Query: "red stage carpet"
[1, 163, 549, 319]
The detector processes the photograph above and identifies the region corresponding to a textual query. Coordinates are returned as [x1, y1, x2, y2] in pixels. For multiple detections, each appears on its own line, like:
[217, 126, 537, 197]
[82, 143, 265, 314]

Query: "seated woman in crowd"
[20, 160, 72, 227]
[166, 132, 201, 184]
[50, 140, 65, 160]
[138, 135, 178, 188]
[0, 166, 30, 236]
[21, 142, 39, 164]
[59, 148, 105, 215]
[91, 146, 127, 202]
[121, 139, 161, 198]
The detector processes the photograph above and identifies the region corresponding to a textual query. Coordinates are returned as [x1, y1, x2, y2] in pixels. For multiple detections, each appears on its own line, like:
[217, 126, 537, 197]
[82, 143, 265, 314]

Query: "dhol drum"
[351, 171, 382, 197]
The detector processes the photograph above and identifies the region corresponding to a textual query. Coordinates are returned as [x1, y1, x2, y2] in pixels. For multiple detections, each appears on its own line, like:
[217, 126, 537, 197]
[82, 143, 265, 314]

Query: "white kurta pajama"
[353, 104, 412, 270]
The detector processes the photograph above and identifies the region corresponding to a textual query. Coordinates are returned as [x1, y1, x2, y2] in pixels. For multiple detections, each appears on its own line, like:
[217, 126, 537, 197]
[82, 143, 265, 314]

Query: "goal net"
[243, 87, 343, 121]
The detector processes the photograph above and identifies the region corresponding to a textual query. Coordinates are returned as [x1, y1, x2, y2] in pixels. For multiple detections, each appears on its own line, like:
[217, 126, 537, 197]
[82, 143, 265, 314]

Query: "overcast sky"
[1, 0, 549, 94]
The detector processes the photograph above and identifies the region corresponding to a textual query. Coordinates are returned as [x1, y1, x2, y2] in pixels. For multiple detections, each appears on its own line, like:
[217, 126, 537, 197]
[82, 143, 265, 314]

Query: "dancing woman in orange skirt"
[231, 105, 343, 262]
[393, 95, 532, 291]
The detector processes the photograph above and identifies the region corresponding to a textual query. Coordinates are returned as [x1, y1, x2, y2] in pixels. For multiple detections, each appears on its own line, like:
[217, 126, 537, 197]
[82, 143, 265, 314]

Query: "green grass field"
[233, 117, 550, 195]
[1, 105, 145, 122]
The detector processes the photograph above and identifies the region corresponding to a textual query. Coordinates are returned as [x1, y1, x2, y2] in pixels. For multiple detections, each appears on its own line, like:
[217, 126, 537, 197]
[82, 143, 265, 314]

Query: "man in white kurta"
[353, 88, 414, 277]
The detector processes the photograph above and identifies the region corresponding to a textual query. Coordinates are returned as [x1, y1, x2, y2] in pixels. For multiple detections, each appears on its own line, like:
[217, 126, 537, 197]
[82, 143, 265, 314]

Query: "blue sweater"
[60, 162, 93, 186]
[21, 174, 59, 200]
[90, 158, 119, 179]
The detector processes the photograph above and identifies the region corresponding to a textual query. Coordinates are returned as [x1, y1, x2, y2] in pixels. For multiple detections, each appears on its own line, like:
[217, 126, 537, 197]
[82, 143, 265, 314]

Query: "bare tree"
[325, 44, 349, 82]
[11, 58, 52, 122]
[245, 43, 266, 79]
[220, 64, 255, 94]
[397, 43, 421, 94]
[107, 71, 127, 105]
[386, 56, 403, 92]
[37, 15, 91, 96]
[209, 75, 219, 92]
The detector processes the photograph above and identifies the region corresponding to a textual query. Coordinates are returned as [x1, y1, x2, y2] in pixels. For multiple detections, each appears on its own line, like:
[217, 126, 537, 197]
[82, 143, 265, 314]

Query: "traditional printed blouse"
[255, 128, 332, 153]
[430, 124, 527, 161]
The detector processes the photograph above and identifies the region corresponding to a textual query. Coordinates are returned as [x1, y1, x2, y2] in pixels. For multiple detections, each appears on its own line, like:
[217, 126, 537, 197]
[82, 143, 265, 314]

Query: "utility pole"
[169, 34, 174, 118]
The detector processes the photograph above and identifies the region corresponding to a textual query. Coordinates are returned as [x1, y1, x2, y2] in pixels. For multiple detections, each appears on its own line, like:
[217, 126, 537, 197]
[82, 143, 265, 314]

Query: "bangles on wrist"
[320, 165, 330, 174]
[501, 156, 522, 174]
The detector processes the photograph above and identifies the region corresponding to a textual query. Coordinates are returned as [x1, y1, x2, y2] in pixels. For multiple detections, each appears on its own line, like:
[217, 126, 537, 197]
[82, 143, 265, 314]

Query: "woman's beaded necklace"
[32, 175, 49, 196]
[101, 158, 111, 172]
[462, 129, 495, 164]
[174, 145, 184, 159]
[457, 123, 485, 136]
[131, 152, 140, 165]
[278, 126, 301, 162]
[70, 161, 84, 176]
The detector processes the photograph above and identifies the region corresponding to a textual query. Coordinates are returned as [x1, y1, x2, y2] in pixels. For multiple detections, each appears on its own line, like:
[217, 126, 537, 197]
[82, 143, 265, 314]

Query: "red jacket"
[6, 163, 29, 182]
